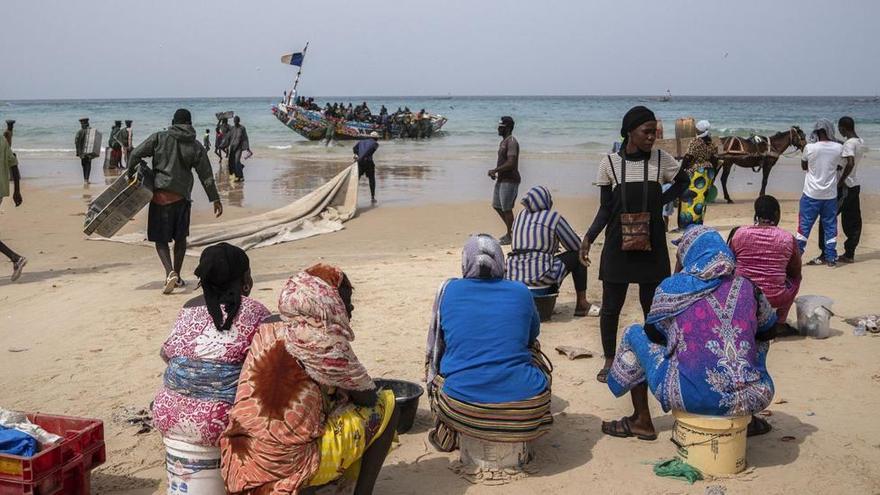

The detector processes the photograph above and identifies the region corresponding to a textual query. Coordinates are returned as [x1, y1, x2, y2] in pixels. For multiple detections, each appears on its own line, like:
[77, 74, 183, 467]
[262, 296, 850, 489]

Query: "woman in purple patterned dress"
[602, 225, 776, 440]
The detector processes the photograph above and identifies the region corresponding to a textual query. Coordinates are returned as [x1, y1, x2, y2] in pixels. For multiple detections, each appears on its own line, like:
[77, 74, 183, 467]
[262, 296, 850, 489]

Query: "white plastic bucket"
[163, 437, 224, 494]
[795, 295, 834, 339]
[459, 435, 531, 470]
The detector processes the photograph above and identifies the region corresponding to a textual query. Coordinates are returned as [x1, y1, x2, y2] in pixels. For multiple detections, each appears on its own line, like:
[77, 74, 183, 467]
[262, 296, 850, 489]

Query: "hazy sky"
[2, 0, 878, 99]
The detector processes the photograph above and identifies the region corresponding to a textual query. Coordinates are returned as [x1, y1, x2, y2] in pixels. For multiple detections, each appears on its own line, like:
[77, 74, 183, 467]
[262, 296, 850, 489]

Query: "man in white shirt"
[797, 119, 842, 266]
[813, 116, 865, 264]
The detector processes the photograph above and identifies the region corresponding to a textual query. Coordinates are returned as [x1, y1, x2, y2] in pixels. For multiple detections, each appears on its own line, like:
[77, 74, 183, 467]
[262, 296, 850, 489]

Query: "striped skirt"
[428, 350, 553, 451]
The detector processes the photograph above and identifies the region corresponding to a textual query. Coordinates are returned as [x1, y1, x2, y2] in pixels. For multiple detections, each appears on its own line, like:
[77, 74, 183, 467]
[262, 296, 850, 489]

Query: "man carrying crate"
[74, 117, 97, 185]
[127, 109, 223, 294]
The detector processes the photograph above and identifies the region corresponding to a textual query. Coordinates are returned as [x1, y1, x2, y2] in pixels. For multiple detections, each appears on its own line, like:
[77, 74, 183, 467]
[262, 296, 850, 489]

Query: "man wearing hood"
[506, 185, 596, 316]
[127, 109, 223, 294]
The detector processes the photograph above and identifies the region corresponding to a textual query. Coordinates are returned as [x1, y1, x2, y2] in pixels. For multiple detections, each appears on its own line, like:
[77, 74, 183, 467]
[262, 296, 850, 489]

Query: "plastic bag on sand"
[795, 295, 834, 339]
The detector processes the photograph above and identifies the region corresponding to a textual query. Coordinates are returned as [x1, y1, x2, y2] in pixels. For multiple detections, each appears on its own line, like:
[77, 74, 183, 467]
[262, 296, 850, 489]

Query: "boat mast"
[289, 42, 309, 104]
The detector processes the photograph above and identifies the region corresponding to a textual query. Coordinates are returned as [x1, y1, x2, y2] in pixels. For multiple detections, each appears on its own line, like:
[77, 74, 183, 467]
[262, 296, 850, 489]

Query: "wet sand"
[2, 168, 880, 494]
[20, 152, 880, 210]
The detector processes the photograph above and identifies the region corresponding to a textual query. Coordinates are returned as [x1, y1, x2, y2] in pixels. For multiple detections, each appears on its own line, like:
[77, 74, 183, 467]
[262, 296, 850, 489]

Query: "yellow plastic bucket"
[671, 411, 750, 476]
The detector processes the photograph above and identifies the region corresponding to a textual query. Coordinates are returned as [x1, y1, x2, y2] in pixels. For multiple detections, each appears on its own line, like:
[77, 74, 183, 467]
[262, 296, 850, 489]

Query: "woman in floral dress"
[152, 243, 270, 493]
[601, 226, 776, 440]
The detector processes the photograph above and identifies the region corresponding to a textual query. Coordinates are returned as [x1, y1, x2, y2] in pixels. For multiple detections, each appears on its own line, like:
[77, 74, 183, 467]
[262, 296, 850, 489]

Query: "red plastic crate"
[0, 468, 62, 495]
[0, 413, 104, 484]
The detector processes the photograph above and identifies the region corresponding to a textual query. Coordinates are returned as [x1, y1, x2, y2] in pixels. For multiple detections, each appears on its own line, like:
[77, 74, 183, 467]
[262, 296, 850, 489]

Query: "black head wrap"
[194, 243, 250, 331]
[172, 109, 192, 125]
[620, 106, 656, 149]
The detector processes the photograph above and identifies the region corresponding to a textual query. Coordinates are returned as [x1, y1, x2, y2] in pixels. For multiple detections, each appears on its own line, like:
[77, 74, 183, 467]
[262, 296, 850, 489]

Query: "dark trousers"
[228, 148, 244, 178]
[600, 281, 659, 358]
[358, 160, 376, 199]
[557, 251, 587, 292]
[818, 185, 861, 259]
[80, 157, 92, 182]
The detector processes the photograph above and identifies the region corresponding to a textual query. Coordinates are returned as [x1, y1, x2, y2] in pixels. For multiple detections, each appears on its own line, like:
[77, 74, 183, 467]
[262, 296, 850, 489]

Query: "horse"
[717, 126, 807, 203]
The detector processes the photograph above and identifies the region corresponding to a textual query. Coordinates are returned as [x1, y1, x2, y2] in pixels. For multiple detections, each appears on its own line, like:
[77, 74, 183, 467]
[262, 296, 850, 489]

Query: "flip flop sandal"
[601, 417, 658, 441]
[163, 272, 179, 295]
[806, 257, 826, 266]
[11, 257, 27, 282]
[747, 416, 772, 437]
[596, 367, 610, 383]
[574, 304, 602, 317]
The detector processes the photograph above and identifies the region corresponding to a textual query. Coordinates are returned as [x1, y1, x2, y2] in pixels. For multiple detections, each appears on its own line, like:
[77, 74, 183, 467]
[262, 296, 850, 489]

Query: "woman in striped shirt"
[506, 185, 597, 316]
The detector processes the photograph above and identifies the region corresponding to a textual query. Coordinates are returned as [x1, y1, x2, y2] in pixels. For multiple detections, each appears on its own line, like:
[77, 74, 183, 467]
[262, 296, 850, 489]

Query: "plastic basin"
[374, 379, 424, 434]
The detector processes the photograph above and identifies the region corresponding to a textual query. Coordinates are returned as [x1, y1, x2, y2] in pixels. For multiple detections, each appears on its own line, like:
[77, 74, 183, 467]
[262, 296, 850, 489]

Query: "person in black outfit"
[580, 106, 690, 383]
[353, 132, 380, 203]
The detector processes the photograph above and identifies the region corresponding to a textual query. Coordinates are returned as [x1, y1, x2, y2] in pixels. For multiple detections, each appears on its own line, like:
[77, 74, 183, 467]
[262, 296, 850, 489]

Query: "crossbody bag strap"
[621, 155, 628, 213]
[656, 149, 662, 182]
[642, 155, 649, 212]
[607, 154, 619, 186]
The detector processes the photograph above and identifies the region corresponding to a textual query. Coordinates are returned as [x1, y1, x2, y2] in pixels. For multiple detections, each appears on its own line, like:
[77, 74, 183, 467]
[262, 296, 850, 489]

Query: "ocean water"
[3, 95, 878, 162]
[3, 96, 878, 209]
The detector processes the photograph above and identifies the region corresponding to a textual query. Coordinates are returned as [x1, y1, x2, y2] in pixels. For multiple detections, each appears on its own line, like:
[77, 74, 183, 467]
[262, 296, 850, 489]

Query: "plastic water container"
[163, 438, 224, 495]
[671, 411, 750, 476]
[795, 295, 834, 339]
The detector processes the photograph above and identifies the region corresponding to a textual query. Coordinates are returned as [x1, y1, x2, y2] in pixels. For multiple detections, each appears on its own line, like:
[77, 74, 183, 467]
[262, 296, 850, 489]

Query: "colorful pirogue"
[271, 43, 447, 141]
[271, 102, 447, 141]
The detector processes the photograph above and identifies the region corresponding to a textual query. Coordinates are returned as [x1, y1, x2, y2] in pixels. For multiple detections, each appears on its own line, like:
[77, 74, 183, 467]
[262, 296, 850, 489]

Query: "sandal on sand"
[747, 416, 772, 437]
[574, 304, 602, 318]
[11, 257, 27, 282]
[806, 256, 826, 266]
[163, 272, 179, 295]
[602, 417, 657, 441]
[596, 367, 610, 383]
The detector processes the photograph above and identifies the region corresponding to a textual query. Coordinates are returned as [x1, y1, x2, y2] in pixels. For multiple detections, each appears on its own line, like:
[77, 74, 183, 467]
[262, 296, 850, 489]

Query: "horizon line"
[3, 94, 878, 103]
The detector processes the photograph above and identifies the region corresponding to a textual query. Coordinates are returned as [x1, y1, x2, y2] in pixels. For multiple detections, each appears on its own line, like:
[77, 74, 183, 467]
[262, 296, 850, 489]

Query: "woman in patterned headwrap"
[601, 226, 776, 441]
[221, 263, 398, 495]
[425, 234, 553, 452]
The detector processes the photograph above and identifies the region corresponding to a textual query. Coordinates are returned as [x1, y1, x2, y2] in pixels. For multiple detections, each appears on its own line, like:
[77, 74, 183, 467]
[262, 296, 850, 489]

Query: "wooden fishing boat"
[271, 103, 447, 141]
[272, 43, 447, 141]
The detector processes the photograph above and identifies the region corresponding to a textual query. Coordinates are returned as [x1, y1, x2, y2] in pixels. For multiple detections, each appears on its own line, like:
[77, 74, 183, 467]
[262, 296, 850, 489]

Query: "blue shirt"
[439, 278, 547, 403]
[353, 139, 379, 162]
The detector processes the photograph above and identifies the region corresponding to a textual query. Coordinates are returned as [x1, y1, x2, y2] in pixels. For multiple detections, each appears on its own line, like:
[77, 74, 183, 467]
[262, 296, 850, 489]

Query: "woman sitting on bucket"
[425, 234, 553, 451]
[221, 264, 398, 495]
[602, 225, 776, 440]
[506, 185, 599, 316]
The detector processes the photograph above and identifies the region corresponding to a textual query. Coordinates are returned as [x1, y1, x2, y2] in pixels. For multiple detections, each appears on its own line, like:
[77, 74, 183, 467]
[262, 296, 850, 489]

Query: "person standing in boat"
[221, 116, 251, 182]
[488, 116, 520, 245]
[354, 132, 380, 203]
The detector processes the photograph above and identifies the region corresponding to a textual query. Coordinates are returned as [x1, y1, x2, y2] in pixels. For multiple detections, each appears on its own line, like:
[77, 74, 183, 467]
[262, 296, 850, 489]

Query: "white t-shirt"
[801, 141, 843, 200]
[841, 137, 865, 188]
[596, 149, 681, 186]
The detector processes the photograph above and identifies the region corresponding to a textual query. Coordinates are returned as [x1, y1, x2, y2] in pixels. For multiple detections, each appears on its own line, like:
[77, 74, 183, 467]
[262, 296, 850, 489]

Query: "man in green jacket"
[127, 108, 223, 294]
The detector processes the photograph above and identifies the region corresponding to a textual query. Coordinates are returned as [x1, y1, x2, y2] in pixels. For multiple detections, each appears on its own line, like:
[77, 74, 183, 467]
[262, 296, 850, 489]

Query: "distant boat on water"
[270, 44, 447, 141]
[660, 89, 672, 102]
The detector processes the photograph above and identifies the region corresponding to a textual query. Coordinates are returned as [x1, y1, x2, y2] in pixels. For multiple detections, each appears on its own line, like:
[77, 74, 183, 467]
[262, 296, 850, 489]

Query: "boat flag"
[281, 52, 305, 66]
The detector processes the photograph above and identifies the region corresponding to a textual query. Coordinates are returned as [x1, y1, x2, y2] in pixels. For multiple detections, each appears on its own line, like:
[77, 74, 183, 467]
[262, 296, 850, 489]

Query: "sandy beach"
[2, 169, 880, 494]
